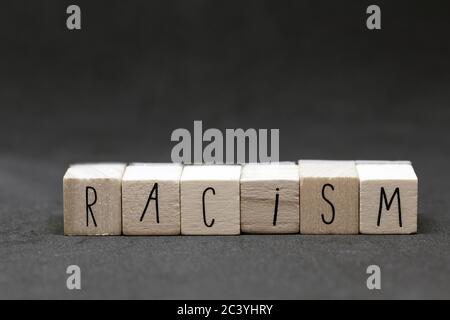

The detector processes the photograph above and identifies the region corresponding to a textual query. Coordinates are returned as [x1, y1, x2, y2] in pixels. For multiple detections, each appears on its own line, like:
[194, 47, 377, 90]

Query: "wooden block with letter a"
[64, 163, 126, 235]
[299, 160, 359, 234]
[241, 163, 299, 234]
[122, 163, 183, 235]
[180, 165, 241, 235]
[357, 161, 418, 234]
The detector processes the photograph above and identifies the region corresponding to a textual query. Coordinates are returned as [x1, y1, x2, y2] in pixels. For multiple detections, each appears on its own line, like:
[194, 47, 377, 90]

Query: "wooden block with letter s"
[240, 163, 299, 234]
[357, 161, 418, 234]
[64, 163, 126, 236]
[299, 160, 359, 234]
[122, 163, 183, 235]
[180, 165, 241, 235]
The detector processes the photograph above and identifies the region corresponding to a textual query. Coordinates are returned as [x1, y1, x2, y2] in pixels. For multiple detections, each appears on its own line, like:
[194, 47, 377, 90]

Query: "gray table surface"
[0, 148, 449, 300]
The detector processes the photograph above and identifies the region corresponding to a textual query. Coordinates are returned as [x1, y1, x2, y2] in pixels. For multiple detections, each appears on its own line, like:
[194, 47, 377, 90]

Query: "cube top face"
[356, 160, 412, 166]
[299, 160, 359, 234]
[357, 163, 418, 234]
[241, 163, 299, 182]
[181, 165, 241, 182]
[357, 163, 417, 181]
[130, 162, 182, 166]
[64, 163, 126, 180]
[299, 160, 358, 178]
[122, 163, 183, 181]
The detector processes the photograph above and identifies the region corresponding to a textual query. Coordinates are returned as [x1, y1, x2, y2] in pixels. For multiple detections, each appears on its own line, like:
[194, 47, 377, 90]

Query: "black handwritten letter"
[140, 183, 159, 223]
[378, 187, 402, 227]
[321, 184, 335, 225]
[202, 187, 216, 228]
[273, 188, 280, 226]
[86, 186, 98, 227]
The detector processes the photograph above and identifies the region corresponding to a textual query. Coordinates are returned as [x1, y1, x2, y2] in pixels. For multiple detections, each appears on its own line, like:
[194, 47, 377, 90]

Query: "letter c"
[202, 187, 216, 228]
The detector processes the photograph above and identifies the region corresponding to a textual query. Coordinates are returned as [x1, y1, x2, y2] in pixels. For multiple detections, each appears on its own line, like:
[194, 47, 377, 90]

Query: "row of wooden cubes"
[63, 161, 418, 236]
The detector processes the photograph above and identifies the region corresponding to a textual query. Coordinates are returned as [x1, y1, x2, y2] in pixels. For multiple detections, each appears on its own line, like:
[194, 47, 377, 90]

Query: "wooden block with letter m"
[357, 161, 418, 234]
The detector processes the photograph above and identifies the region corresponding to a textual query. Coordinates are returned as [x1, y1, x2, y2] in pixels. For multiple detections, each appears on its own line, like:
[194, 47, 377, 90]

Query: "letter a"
[366, 5, 381, 30]
[66, 265, 81, 290]
[140, 183, 160, 223]
[66, 5, 81, 30]
[366, 265, 381, 290]
[171, 128, 192, 164]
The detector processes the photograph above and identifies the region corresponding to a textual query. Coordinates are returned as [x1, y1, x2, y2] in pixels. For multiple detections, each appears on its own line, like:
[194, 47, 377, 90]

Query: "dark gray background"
[0, 0, 449, 299]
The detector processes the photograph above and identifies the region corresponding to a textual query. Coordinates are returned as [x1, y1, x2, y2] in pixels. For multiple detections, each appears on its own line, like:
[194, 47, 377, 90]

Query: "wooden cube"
[181, 165, 241, 235]
[122, 163, 183, 235]
[357, 161, 418, 234]
[64, 163, 126, 236]
[241, 163, 299, 234]
[299, 160, 359, 234]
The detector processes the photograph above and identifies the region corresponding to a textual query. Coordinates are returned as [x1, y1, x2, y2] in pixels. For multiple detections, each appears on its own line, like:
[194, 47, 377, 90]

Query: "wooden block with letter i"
[299, 160, 359, 234]
[181, 165, 241, 235]
[64, 163, 126, 236]
[357, 161, 418, 234]
[241, 163, 299, 234]
[122, 163, 183, 235]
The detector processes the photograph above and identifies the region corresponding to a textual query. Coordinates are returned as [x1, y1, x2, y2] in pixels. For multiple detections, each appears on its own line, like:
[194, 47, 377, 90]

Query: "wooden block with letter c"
[180, 165, 241, 235]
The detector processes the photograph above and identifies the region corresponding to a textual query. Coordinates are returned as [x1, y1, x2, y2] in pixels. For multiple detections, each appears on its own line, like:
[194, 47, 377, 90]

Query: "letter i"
[273, 188, 280, 226]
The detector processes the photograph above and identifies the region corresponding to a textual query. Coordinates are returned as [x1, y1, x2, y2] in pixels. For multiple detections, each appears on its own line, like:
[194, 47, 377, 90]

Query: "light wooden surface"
[357, 162, 418, 234]
[180, 165, 241, 235]
[122, 163, 183, 235]
[299, 160, 359, 234]
[64, 163, 126, 235]
[241, 163, 299, 234]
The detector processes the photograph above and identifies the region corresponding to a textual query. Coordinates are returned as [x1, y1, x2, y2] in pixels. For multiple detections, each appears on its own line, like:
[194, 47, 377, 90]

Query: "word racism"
[171, 121, 279, 164]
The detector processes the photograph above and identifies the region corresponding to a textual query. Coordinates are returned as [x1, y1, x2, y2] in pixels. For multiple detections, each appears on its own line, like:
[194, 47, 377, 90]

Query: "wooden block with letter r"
[357, 161, 418, 234]
[241, 163, 299, 234]
[63, 163, 126, 236]
[181, 165, 241, 235]
[299, 160, 359, 234]
[122, 163, 183, 235]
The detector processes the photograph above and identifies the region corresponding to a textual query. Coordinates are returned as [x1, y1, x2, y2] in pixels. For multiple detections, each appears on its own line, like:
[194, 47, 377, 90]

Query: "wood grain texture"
[122, 163, 183, 235]
[241, 163, 299, 234]
[357, 162, 418, 234]
[180, 165, 241, 235]
[64, 163, 126, 236]
[299, 160, 359, 234]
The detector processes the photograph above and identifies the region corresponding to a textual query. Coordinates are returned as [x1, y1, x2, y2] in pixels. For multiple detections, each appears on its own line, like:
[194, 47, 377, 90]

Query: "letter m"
[226, 128, 258, 164]
[378, 187, 402, 227]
